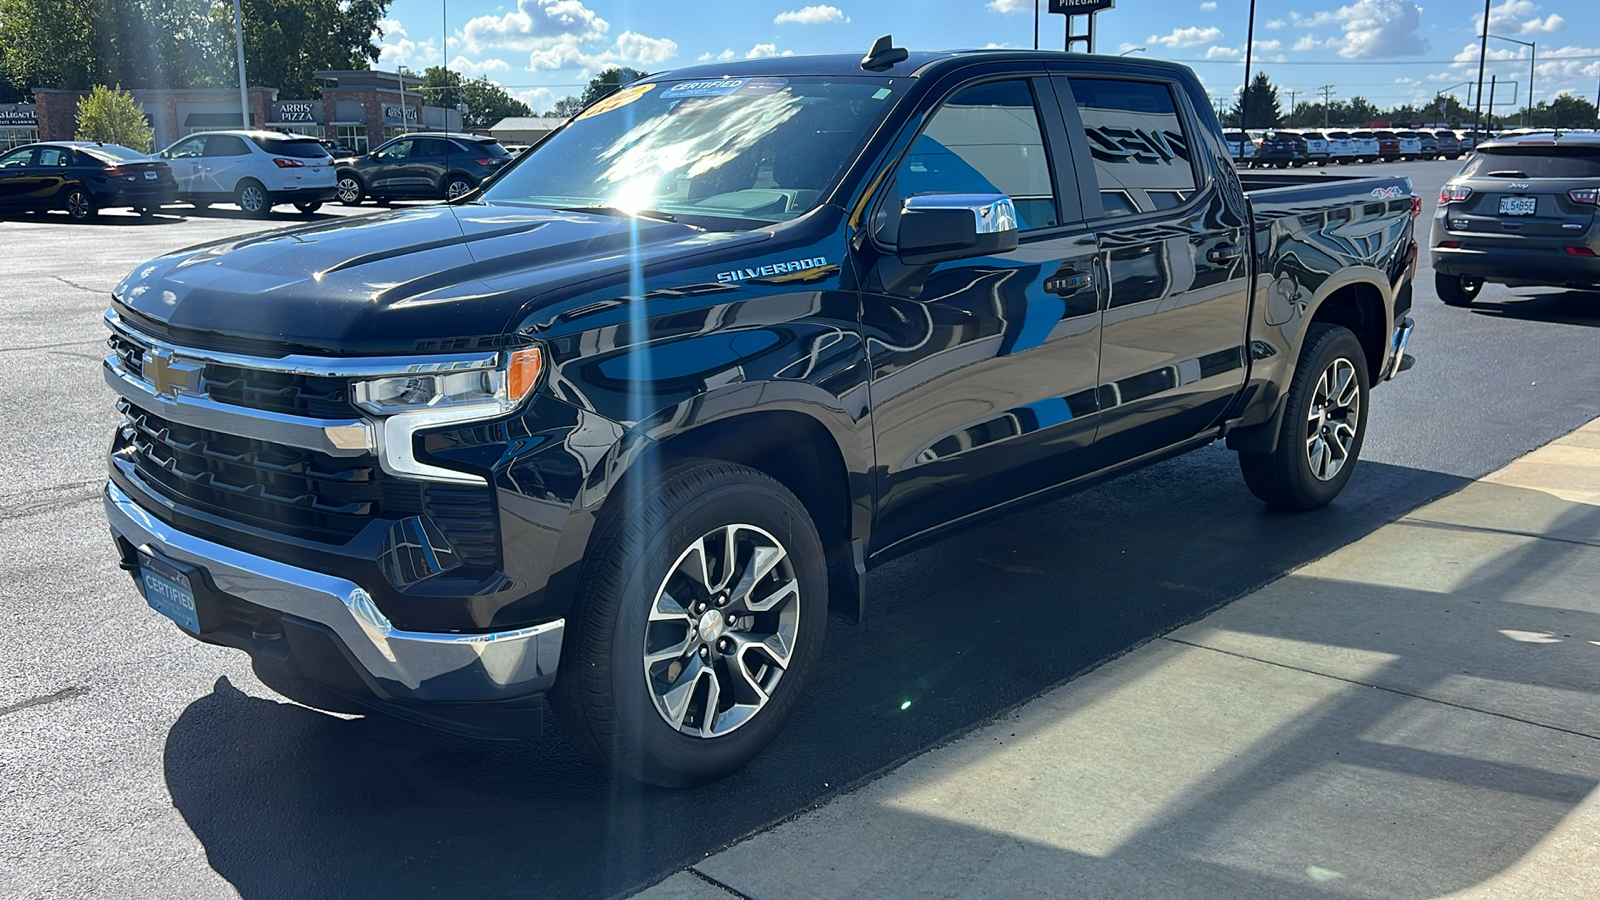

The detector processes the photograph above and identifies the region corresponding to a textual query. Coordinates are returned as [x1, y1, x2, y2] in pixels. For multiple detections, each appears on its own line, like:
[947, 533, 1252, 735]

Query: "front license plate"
[1499, 196, 1537, 216]
[140, 565, 199, 633]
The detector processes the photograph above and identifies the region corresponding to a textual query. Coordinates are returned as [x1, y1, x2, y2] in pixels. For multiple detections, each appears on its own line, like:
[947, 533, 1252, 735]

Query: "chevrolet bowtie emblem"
[143, 349, 203, 397]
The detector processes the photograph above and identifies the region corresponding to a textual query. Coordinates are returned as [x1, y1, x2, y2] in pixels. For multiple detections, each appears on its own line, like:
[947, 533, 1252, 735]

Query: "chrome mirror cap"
[903, 193, 1019, 235]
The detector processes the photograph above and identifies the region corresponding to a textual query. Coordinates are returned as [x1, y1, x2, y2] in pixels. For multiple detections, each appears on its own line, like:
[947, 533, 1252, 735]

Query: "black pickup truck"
[103, 44, 1419, 786]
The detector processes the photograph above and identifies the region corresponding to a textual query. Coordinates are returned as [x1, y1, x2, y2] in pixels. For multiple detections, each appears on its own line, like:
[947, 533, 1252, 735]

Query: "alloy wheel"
[66, 190, 92, 220]
[445, 179, 472, 200]
[1305, 357, 1361, 482]
[336, 178, 361, 204]
[239, 184, 265, 214]
[643, 523, 800, 739]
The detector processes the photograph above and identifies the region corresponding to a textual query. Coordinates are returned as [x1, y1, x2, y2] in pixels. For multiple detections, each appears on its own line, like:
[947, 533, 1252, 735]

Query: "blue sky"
[374, 0, 1599, 115]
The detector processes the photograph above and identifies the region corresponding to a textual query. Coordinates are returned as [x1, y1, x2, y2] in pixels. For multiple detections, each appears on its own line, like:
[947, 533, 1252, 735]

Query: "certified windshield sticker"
[662, 79, 749, 99]
[737, 78, 789, 96]
[717, 257, 830, 284]
[575, 83, 655, 121]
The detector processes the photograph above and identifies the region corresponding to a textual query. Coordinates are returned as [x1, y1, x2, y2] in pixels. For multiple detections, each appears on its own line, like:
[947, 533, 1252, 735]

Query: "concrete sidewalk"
[639, 419, 1600, 900]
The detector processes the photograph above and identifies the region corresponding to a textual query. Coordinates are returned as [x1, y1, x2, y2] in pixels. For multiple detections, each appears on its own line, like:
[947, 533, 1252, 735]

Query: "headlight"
[352, 347, 544, 417]
[352, 346, 544, 485]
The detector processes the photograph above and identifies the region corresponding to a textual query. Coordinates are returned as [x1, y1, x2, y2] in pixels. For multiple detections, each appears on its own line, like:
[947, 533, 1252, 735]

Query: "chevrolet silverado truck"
[103, 43, 1419, 786]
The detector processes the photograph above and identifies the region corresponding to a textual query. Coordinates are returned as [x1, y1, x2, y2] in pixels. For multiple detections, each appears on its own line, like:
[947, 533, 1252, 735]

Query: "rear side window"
[455, 139, 510, 157]
[204, 135, 251, 157]
[1067, 78, 1197, 219]
[1460, 149, 1600, 179]
[253, 137, 329, 158]
[36, 146, 73, 166]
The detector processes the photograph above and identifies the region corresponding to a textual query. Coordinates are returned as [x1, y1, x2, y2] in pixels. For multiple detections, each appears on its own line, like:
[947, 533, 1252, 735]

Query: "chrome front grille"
[108, 329, 355, 419]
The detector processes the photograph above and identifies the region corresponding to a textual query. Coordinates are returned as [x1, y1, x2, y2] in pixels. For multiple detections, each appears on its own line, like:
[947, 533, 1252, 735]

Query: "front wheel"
[335, 175, 364, 206]
[1436, 272, 1483, 307]
[553, 460, 827, 787]
[1238, 324, 1370, 511]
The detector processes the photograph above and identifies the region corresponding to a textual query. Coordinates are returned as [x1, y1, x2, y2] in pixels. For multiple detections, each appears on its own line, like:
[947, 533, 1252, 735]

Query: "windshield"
[482, 76, 899, 228]
[1461, 147, 1600, 179]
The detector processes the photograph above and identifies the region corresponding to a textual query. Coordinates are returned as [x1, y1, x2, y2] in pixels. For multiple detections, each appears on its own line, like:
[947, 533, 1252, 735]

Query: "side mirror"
[896, 193, 1020, 266]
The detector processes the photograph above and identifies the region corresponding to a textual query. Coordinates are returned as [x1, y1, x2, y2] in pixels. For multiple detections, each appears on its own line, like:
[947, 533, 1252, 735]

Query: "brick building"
[32, 87, 278, 149]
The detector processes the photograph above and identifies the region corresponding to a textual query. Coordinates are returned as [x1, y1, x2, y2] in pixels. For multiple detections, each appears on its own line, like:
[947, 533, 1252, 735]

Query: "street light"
[1481, 32, 1536, 127]
[1119, 46, 1147, 56]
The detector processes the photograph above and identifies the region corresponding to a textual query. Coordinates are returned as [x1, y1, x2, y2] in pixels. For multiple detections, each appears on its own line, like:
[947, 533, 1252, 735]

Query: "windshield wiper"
[554, 205, 680, 224]
[1485, 170, 1530, 177]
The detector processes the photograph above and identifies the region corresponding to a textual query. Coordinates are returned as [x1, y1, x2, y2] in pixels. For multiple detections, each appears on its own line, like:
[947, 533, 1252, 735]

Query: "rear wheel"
[553, 460, 827, 787]
[1238, 324, 1370, 511]
[443, 176, 474, 200]
[64, 187, 97, 221]
[1436, 272, 1483, 307]
[235, 180, 269, 217]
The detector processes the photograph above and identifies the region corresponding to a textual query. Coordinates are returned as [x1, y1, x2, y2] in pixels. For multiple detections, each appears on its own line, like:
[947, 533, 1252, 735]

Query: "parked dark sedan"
[1433, 130, 1463, 159]
[1253, 130, 1309, 168]
[334, 132, 513, 205]
[0, 141, 175, 220]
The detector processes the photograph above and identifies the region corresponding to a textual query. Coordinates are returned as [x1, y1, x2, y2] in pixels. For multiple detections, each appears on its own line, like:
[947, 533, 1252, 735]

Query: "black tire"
[235, 179, 270, 217]
[553, 459, 828, 787]
[294, 201, 322, 215]
[335, 174, 365, 206]
[1436, 272, 1483, 307]
[1238, 323, 1370, 511]
[137, 205, 153, 218]
[63, 186, 97, 221]
[443, 176, 474, 201]
[190, 201, 210, 211]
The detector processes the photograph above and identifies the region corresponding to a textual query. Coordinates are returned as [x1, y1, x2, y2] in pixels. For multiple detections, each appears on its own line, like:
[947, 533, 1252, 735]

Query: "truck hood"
[113, 203, 769, 355]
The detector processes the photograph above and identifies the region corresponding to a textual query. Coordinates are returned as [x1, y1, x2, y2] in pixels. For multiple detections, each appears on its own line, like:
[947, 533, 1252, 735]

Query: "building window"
[270, 123, 325, 139]
[0, 127, 39, 150]
[382, 125, 410, 142]
[336, 124, 368, 154]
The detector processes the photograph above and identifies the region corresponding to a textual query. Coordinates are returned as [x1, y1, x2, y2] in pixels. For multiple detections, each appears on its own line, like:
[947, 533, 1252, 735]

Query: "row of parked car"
[0, 130, 515, 220]
[1224, 128, 1480, 167]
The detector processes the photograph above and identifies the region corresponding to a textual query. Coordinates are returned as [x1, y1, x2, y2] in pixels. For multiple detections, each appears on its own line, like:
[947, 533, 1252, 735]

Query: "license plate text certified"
[1499, 196, 1536, 216]
[140, 566, 200, 633]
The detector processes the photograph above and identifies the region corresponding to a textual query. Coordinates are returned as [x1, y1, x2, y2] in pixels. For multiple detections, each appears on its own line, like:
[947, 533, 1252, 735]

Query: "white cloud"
[744, 43, 796, 59]
[1266, 19, 1287, 28]
[987, 0, 1032, 12]
[1478, 1, 1567, 36]
[775, 5, 848, 25]
[1291, 1, 1429, 59]
[514, 87, 556, 114]
[1204, 45, 1243, 59]
[376, 20, 442, 69]
[1199, 1, 1217, 10]
[460, 0, 610, 54]
[526, 30, 678, 72]
[449, 56, 512, 74]
[1253, 39, 1282, 52]
[1148, 26, 1225, 49]
[1292, 34, 1336, 51]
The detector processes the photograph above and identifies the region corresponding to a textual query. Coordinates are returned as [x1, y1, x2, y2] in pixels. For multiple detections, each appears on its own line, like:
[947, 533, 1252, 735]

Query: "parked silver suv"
[1431, 133, 1600, 305]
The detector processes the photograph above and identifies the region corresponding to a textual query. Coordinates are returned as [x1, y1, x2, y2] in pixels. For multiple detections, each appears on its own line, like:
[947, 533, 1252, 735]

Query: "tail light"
[1438, 240, 1460, 248]
[1410, 195, 1423, 218]
[1569, 188, 1599, 206]
[103, 166, 125, 177]
[1567, 247, 1597, 257]
[1439, 185, 1473, 205]
[474, 158, 498, 166]
[272, 158, 304, 168]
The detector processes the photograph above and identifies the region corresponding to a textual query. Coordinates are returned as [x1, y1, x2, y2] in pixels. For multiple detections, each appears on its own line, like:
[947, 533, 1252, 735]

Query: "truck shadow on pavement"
[161, 447, 1481, 900]
[1470, 289, 1600, 327]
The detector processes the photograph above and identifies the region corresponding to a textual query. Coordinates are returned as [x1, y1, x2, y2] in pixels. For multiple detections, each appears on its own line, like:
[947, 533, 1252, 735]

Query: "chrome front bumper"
[105, 480, 564, 703]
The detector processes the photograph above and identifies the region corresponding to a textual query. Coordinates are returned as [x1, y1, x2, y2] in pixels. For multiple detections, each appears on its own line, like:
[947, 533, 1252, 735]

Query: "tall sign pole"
[232, 0, 250, 129]
[1472, 0, 1490, 136]
[1240, 0, 1257, 129]
[1048, 0, 1115, 54]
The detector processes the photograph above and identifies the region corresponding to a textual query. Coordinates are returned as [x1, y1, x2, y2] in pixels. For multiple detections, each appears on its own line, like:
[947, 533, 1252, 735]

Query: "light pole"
[1240, 0, 1257, 130]
[232, 0, 250, 130]
[1472, 0, 1489, 137]
[1482, 32, 1536, 126]
[1118, 46, 1146, 56]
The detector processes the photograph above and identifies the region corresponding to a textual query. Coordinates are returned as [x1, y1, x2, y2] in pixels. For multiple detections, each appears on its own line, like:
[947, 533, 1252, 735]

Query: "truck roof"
[660, 49, 1199, 83]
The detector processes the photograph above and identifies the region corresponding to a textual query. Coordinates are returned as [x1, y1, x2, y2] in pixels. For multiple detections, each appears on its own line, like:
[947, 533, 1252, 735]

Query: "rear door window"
[203, 135, 251, 157]
[1065, 78, 1197, 219]
[253, 137, 329, 158]
[1461, 149, 1600, 179]
[36, 147, 72, 166]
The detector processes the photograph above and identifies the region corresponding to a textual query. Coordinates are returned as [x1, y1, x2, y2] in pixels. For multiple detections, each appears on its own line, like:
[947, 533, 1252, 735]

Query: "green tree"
[1225, 72, 1282, 129]
[578, 67, 647, 106]
[546, 96, 585, 118]
[220, 0, 388, 99]
[421, 66, 531, 129]
[1517, 94, 1600, 130]
[75, 84, 153, 150]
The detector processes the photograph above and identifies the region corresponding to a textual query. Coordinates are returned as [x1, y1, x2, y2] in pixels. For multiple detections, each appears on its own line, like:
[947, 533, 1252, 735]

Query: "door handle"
[1206, 242, 1243, 264]
[1045, 269, 1095, 296]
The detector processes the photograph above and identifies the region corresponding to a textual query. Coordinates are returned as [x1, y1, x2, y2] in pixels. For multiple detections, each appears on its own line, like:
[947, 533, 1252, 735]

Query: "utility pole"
[232, 0, 250, 130]
[1034, 0, 1039, 51]
[1486, 75, 1497, 131]
[1320, 84, 1334, 128]
[1285, 88, 1299, 125]
[1240, 0, 1258, 131]
[1472, 0, 1490, 137]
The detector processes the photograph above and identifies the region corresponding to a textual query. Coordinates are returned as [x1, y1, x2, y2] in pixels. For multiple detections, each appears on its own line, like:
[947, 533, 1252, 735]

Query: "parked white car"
[1333, 131, 1381, 162]
[157, 131, 338, 217]
[1319, 131, 1357, 164]
[1293, 130, 1331, 165]
[1394, 131, 1424, 160]
[1223, 130, 1256, 163]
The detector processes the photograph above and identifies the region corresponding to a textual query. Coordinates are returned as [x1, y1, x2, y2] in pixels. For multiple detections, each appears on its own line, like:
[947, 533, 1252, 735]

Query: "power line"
[1170, 52, 1600, 66]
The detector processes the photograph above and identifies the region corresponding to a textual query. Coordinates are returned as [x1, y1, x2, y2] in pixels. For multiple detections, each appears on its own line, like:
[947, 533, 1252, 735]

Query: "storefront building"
[1, 104, 39, 150]
[24, 70, 460, 154]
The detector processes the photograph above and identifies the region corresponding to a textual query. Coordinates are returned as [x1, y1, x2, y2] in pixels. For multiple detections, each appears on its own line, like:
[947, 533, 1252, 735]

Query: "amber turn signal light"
[507, 346, 545, 401]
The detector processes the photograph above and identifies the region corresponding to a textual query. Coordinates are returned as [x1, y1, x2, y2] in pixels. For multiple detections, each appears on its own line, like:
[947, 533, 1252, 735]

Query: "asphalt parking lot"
[4, 161, 1600, 900]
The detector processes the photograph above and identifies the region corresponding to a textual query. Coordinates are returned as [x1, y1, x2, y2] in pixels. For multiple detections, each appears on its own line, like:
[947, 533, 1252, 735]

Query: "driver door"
[368, 139, 412, 194]
[0, 146, 35, 208]
[161, 136, 206, 195]
[861, 74, 1105, 553]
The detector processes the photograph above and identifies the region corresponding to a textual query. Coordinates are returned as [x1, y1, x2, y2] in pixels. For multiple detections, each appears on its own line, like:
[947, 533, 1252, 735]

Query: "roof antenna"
[861, 35, 908, 71]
